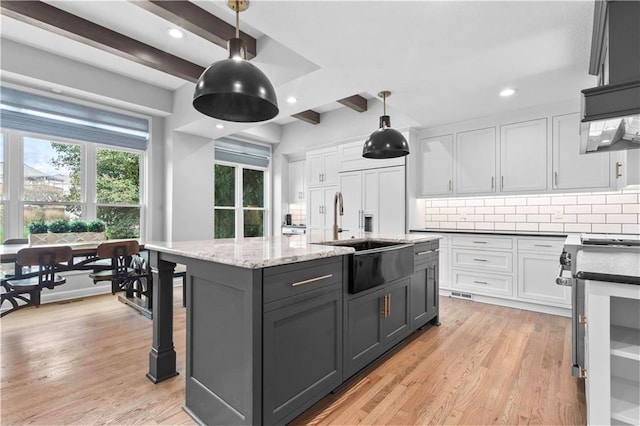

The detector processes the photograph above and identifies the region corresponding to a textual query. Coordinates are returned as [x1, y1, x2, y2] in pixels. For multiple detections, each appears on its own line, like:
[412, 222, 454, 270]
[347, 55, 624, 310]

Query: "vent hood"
[580, 0, 640, 154]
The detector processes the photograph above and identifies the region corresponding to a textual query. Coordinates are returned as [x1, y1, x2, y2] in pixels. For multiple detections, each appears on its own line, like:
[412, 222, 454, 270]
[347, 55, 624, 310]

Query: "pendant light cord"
[382, 93, 387, 116]
[235, 1, 240, 38]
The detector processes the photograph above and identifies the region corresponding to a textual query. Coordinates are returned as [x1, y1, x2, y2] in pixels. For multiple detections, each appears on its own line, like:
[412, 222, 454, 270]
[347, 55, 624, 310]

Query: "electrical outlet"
[554, 211, 564, 220]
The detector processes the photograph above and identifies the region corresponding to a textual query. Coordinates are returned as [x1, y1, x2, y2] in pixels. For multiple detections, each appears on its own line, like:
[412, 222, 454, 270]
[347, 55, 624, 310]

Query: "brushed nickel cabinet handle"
[616, 162, 622, 178]
[291, 274, 333, 287]
[473, 280, 489, 285]
[417, 249, 439, 255]
[554, 171, 558, 187]
[449, 179, 452, 191]
[491, 176, 494, 190]
[472, 241, 487, 244]
[472, 258, 488, 262]
[534, 244, 552, 248]
[501, 175, 504, 190]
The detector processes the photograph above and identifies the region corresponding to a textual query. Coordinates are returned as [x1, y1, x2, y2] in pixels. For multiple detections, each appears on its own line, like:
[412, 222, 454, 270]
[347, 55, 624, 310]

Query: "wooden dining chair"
[1, 245, 72, 317]
[89, 240, 149, 299]
[1, 238, 29, 278]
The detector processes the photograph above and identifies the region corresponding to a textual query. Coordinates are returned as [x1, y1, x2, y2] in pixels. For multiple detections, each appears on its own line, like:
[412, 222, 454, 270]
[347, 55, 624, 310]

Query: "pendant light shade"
[363, 91, 409, 159]
[193, 1, 279, 123]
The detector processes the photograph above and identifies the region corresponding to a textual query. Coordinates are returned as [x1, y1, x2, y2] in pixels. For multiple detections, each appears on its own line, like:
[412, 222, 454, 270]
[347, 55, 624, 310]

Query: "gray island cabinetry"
[145, 234, 440, 425]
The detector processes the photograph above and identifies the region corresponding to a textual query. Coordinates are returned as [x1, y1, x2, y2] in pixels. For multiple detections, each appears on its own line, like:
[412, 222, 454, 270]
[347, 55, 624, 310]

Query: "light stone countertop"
[145, 233, 442, 269]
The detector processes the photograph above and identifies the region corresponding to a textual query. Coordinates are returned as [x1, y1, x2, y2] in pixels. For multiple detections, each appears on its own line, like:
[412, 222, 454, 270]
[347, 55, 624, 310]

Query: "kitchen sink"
[319, 239, 414, 293]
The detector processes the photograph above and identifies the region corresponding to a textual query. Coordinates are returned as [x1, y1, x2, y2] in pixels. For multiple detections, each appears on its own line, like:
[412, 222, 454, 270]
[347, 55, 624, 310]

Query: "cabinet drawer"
[517, 238, 564, 253]
[452, 269, 513, 297]
[414, 242, 439, 269]
[452, 248, 513, 273]
[451, 235, 513, 250]
[263, 257, 343, 304]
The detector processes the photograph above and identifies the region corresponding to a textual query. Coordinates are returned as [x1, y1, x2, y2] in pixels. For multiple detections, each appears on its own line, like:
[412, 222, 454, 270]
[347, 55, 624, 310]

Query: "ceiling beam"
[0, 0, 204, 82]
[291, 110, 320, 125]
[337, 95, 368, 112]
[132, 1, 256, 60]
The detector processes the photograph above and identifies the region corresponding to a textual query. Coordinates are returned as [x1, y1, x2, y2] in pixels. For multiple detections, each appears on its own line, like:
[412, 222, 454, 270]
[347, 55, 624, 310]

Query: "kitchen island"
[145, 233, 440, 425]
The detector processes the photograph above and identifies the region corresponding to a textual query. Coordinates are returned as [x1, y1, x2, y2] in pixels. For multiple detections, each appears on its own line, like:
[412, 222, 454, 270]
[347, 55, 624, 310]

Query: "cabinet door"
[263, 289, 342, 425]
[322, 151, 338, 186]
[517, 252, 570, 306]
[419, 134, 454, 196]
[376, 167, 405, 235]
[288, 160, 305, 202]
[455, 127, 497, 194]
[307, 154, 324, 187]
[553, 113, 610, 190]
[500, 119, 548, 192]
[382, 278, 411, 349]
[339, 171, 363, 237]
[345, 288, 384, 378]
[362, 170, 379, 233]
[426, 258, 439, 324]
[308, 188, 325, 231]
[411, 257, 439, 330]
[323, 186, 338, 229]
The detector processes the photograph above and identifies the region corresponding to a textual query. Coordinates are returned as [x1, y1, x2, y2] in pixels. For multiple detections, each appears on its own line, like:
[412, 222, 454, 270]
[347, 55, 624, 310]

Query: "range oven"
[557, 233, 640, 378]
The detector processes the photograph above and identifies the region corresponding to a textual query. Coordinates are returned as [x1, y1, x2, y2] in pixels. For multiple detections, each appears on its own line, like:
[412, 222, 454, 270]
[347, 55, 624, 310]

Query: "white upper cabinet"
[500, 118, 548, 193]
[419, 134, 454, 196]
[552, 113, 610, 190]
[307, 147, 338, 187]
[455, 127, 496, 194]
[337, 140, 405, 173]
[288, 160, 305, 203]
[375, 167, 405, 235]
[338, 171, 362, 238]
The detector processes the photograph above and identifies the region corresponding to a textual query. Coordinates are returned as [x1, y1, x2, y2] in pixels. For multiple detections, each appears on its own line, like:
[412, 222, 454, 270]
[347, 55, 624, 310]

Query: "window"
[1, 86, 148, 241]
[96, 147, 141, 239]
[213, 138, 269, 239]
[23, 137, 82, 235]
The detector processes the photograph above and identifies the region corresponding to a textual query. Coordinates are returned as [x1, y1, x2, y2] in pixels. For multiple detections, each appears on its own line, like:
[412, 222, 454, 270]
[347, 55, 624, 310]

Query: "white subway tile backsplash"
[539, 223, 564, 232]
[622, 224, 640, 234]
[505, 214, 527, 223]
[577, 214, 606, 224]
[577, 195, 606, 205]
[528, 197, 551, 206]
[565, 223, 592, 233]
[607, 194, 638, 204]
[516, 223, 539, 231]
[565, 205, 591, 214]
[495, 206, 516, 214]
[495, 222, 516, 231]
[592, 224, 622, 233]
[607, 214, 637, 224]
[527, 214, 551, 223]
[485, 198, 505, 206]
[422, 191, 639, 233]
[592, 204, 622, 214]
[552, 196, 577, 205]
[623, 204, 640, 214]
[516, 206, 539, 214]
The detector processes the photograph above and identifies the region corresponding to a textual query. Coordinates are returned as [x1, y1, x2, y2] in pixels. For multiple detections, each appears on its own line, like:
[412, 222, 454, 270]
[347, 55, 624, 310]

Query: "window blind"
[215, 138, 270, 168]
[0, 86, 149, 150]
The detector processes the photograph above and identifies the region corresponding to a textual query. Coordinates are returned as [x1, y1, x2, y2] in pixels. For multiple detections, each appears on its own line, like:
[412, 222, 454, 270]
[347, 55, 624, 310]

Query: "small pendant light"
[362, 91, 409, 159]
[193, 0, 279, 123]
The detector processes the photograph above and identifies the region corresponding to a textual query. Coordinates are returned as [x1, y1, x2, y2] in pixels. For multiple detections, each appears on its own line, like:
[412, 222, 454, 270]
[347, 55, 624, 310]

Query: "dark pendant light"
[362, 91, 409, 159]
[193, 0, 279, 123]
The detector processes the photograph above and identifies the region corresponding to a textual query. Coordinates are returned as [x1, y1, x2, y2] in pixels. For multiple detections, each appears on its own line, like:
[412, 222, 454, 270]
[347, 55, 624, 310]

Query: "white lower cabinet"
[585, 280, 640, 425]
[516, 238, 570, 307]
[438, 235, 450, 289]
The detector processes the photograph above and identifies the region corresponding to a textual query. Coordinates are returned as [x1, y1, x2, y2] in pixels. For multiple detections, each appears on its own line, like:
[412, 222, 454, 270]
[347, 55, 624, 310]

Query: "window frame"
[214, 159, 269, 239]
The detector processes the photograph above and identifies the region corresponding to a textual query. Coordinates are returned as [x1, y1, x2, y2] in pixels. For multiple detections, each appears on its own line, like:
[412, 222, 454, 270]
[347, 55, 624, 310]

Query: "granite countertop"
[410, 228, 568, 238]
[318, 233, 442, 245]
[145, 233, 441, 269]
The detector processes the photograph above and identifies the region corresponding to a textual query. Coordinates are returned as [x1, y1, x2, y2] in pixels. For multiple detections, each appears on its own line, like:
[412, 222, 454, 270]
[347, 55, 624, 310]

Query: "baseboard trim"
[40, 284, 112, 304]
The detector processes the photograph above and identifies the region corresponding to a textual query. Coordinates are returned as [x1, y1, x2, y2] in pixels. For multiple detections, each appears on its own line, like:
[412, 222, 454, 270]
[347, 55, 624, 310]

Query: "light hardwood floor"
[1, 288, 586, 425]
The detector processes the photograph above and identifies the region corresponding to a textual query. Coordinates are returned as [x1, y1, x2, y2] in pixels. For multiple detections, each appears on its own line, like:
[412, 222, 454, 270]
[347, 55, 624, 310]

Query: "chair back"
[96, 240, 140, 278]
[3, 238, 28, 245]
[15, 246, 73, 288]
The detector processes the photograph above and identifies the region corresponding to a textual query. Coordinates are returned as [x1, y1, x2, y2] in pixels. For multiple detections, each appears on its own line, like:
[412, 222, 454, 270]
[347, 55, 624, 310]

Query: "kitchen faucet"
[333, 191, 344, 240]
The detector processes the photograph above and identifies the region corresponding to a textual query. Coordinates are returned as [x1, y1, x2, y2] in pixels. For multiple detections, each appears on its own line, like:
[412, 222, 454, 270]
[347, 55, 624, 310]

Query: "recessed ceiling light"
[167, 28, 184, 39]
[500, 88, 517, 97]
[216, 124, 224, 129]
[286, 96, 297, 104]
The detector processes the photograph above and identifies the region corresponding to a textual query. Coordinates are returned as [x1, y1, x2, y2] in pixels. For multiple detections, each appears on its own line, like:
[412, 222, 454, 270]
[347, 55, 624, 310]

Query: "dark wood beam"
[337, 95, 368, 112]
[291, 110, 320, 125]
[132, 1, 256, 60]
[0, 0, 204, 82]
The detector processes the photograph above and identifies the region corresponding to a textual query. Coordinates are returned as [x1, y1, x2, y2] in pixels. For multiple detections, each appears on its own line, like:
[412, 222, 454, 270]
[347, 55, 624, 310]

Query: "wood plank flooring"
[1, 290, 586, 425]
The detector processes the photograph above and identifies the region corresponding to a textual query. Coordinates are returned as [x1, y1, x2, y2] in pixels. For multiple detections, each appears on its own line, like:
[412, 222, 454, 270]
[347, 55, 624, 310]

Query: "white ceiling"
[0, 0, 597, 139]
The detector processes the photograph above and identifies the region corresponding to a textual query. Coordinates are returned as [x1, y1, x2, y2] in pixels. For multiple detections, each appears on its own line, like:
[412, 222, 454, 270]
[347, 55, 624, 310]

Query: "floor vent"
[450, 291, 473, 300]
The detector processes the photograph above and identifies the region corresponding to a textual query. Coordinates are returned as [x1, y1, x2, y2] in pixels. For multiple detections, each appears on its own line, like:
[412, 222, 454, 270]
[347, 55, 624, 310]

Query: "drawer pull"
[472, 258, 488, 262]
[534, 244, 552, 248]
[473, 280, 489, 285]
[472, 241, 487, 244]
[291, 274, 333, 287]
[417, 249, 439, 256]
